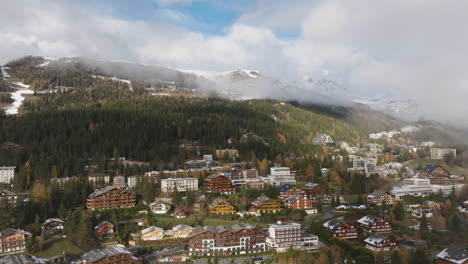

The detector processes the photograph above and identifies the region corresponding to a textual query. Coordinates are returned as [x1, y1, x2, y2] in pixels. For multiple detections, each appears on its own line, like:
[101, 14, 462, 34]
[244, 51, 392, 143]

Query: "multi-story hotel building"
[204, 174, 236, 194]
[323, 219, 359, 239]
[78, 247, 142, 264]
[357, 215, 392, 233]
[0, 167, 15, 185]
[188, 225, 266, 257]
[87, 186, 136, 210]
[0, 229, 31, 255]
[266, 222, 318, 252]
[260, 167, 296, 186]
[283, 194, 314, 209]
[160, 178, 198, 192]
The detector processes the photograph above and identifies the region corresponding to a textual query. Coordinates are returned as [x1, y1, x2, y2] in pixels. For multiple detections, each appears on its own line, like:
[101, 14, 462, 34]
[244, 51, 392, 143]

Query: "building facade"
[367, 190, 394, 205]
[160, 178, 198, 193]
[0, 190, 18, 205]
[277, 184, 305, 199]
[94, 221, 114, 240]
[207, 198, 236, 214]
[364, 235, 397, 251]
[87, 186, 136, 210]
[431, 148, 457, 159]
[323, 219, 358, 239]
[112, 176, 126, 188]
[204, 174, 236, 194]
[266, 167, 296, 186]
[0, 229, 31, 256]
[357, 215, 392, 233]
[0, 167, 15, 185]
[266, 222, 318, 252]
[188, 225, 266, 257]
[251, 195, 282, 213]
[283, 195, 314, 209]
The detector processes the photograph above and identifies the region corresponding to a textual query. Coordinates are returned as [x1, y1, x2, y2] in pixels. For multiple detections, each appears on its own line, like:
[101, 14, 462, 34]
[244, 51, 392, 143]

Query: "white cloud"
[1, 0, 468, 124]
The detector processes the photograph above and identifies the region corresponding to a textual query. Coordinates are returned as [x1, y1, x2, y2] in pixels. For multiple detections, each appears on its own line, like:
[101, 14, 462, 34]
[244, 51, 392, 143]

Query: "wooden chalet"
[357, 215, 392, 233]
[251, 195, 282, 213]
[207, 198, 237, 214]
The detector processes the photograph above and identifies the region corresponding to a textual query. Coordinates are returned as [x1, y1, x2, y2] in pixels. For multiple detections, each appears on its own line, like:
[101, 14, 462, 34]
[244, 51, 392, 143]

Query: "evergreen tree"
[330, 196, 336, 208]
[420, 214, 429, 232]
[391, 250, 401, 264]
[393, 201, 405, 221]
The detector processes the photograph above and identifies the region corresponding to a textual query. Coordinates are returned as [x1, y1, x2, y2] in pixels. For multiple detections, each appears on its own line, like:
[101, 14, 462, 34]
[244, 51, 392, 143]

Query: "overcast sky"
[1, 0, 468, 123]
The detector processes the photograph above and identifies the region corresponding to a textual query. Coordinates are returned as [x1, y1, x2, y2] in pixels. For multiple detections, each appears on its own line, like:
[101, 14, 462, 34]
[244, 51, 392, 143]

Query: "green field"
[35, 237, 83, 259]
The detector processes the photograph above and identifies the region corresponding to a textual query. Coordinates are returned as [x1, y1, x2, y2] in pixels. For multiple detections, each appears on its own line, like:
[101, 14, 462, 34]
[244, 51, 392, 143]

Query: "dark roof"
[88, 186, 127, 198]
[81, 247, 136, 263]
[277, 184, 294, 192]
[0, 255, 49, 264]
[423, 164, 443, 172]
[88, 173, 110, 177]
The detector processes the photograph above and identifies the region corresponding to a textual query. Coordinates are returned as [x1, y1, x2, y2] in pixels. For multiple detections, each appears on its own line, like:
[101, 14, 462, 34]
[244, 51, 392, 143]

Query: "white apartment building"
[161, 178, 198, 192]
[391, 179, 432, 200]
[0, 167, 15, 184]
[127, 175, 139, 188]
[266, 222, 318, 252]
[350, 157, 377, 173]
[431, 148, 457, 159]
[260, 167, 296, 186]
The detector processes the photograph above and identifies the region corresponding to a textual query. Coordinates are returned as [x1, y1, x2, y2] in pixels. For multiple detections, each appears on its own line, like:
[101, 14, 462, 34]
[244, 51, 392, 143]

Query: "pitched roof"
[0, 255, 49, 264]
[283, 194, 306, 204]
[323, 219, 343, 230]
[367, 190, 388, 199]
[364, 234, 389, 246]
[190, 224, 257, 237]
[42, 218, 64, 226]
[142, 226, 164, 235]
[88, 186, 126, 198]
[436, 246, 468, 264]
[88, 173, 110, 178]
[251, 195, 271, 207]
[0, 228, 31, 238]
[82, 247, 136, 263]
[357, 215, 383, 226]
[95, 221, 113, 229]
[0, 190, 17, 196]
[172, 224, 193, 232]
[208, 198, 230, 209]
[277, 184, 295, 192]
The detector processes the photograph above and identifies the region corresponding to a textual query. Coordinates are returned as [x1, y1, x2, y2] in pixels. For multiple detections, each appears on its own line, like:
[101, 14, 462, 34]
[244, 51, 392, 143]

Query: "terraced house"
[86, 186, 136, 210]
[0, 229, 31, 256]
[250, 195, 282, 213]
[188, 225, 266, 256]
[207, 198, 237, 214]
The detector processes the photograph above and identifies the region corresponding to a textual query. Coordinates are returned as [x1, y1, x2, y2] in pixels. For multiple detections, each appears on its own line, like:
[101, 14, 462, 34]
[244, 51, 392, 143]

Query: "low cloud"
[1, 0, 468, 125]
